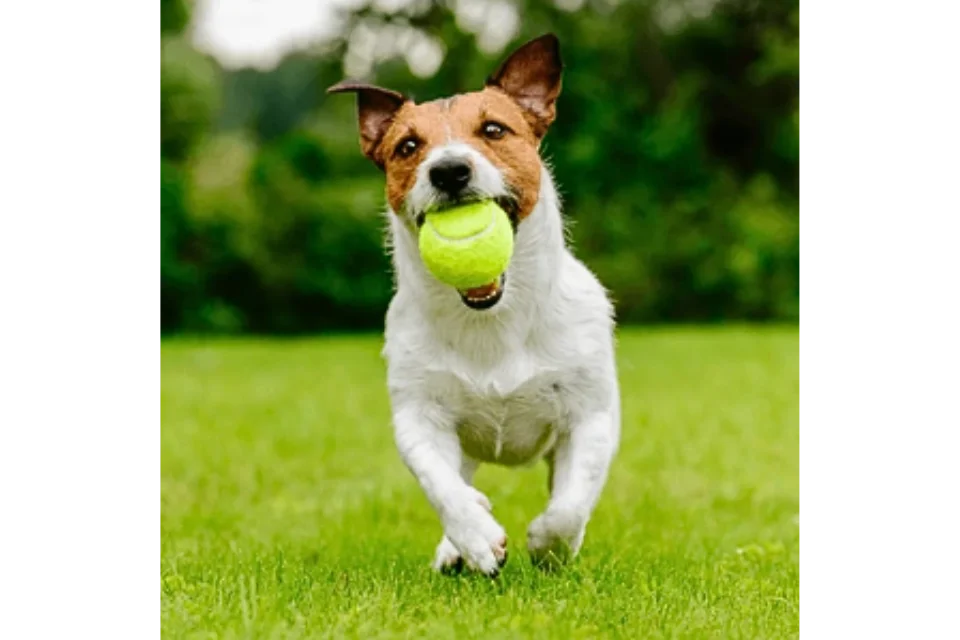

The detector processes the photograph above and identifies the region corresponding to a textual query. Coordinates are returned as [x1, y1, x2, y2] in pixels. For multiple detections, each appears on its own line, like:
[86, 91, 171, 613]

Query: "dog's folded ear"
[486, 34, 563, 139]
[327, 81, 409, 169]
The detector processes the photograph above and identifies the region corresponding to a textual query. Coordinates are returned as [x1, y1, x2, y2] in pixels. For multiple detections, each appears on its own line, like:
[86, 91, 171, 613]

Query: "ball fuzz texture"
[418, 201, 514, 290]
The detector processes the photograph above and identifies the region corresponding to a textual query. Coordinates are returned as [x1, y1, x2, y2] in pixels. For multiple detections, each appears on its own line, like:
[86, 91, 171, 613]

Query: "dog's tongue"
[463, 281, 499, 300]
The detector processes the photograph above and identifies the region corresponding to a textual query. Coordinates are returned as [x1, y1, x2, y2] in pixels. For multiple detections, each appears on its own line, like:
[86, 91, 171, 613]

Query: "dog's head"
[328, 34, 562, 309]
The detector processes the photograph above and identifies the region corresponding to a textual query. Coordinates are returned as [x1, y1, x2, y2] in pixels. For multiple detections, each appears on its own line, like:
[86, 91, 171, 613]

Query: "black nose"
[429, 160, 472, 195]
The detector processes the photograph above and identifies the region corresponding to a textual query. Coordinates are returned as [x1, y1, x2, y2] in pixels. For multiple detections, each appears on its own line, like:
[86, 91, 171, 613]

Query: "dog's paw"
[433, 534, 508, 576]
[432, 536, 464, 574]
[441, 489, 508, 577]
[527, 507, 586, 570]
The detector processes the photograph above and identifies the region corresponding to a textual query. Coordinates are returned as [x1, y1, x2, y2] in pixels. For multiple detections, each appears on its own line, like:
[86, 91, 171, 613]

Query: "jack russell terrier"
[328, 34, 620, 575]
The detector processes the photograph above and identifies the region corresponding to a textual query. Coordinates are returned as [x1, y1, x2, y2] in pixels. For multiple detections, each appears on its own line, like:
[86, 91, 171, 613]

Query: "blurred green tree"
[160, 0, 189, 35]
[161, 0, 799, 334]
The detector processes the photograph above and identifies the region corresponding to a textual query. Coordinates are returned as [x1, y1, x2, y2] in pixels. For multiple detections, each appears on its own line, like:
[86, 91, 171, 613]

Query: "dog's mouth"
[460, 195, 515, 311]
[459, 274, 506, 310]
[415, 194, 520, 230]
[494, 195, 520, 231]
[415, 193, 517, 311]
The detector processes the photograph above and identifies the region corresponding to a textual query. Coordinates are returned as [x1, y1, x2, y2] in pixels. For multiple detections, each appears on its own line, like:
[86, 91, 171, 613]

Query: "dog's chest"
[427, 359, 573, 466]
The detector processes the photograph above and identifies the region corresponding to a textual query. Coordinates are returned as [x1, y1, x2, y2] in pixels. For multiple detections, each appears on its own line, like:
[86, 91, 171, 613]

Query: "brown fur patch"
[330, 35, 563, 221]
[486, 34, 562, 139]
[381, 88, 544, 220]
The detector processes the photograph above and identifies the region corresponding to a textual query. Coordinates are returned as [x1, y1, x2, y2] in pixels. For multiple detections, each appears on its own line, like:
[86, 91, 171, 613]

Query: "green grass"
[162, 327, 798, 639]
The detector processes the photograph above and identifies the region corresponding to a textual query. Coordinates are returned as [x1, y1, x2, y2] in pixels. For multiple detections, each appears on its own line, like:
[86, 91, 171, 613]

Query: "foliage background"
[160, 0, 799, 334]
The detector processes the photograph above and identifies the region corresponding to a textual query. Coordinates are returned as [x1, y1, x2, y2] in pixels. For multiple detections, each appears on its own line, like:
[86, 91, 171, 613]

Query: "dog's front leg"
[528, 409, 619, 567]
[393, 403, 507, 575]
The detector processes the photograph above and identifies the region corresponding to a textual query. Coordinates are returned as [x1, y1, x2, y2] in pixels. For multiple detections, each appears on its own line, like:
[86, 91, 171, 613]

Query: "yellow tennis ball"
[418, 201, 514, 290]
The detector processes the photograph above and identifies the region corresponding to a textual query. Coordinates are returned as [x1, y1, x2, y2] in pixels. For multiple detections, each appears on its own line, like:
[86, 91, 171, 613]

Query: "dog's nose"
[429, 160, 472, 195]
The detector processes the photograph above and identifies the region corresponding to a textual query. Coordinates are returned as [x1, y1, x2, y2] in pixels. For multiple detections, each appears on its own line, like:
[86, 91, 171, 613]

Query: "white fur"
[403, 142, 507, 219]
[383, 150, 621, 574]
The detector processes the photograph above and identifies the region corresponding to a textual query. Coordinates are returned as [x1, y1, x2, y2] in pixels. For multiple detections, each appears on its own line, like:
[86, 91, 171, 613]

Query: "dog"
[328, 34, 620, 575]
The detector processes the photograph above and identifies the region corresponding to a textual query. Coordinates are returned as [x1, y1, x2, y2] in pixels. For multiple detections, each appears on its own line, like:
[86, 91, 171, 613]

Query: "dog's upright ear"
[486, 34, 563, 138]
[327, 81, 408, 169]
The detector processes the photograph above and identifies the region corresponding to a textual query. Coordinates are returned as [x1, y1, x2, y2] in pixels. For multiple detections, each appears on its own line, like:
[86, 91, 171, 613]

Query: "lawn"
[161, 327, 799, 639]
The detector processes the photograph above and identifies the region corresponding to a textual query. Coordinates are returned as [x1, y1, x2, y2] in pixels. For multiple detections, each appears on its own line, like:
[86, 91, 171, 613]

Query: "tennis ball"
[418, 201, 514, 290]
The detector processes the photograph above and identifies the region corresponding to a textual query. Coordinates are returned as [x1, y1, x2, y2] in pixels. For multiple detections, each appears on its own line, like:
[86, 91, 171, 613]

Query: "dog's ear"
[327, 81, 408, 169]
[486, 34, 563, 138]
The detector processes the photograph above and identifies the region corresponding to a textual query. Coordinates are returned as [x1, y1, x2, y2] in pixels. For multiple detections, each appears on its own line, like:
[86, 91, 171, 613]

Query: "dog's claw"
[440, 556, 465, 575]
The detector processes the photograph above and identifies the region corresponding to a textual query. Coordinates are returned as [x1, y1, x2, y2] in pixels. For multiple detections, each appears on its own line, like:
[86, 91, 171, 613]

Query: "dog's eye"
[481, 121, 507, 140]
[395, 137, 420, 158]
